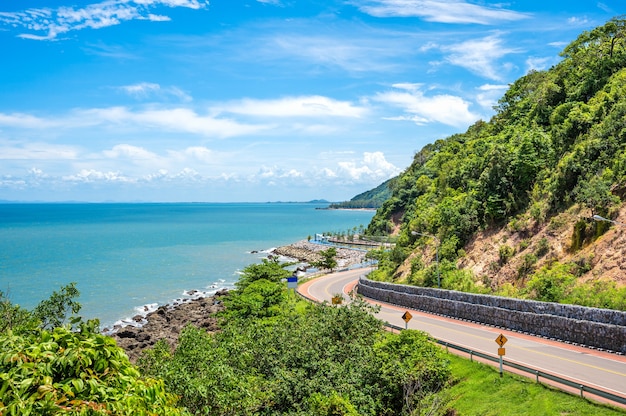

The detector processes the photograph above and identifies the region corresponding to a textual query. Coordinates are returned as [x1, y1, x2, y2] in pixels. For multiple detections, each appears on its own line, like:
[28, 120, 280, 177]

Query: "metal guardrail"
[296, 274, 626, 408]
[384, 322, 626, 407]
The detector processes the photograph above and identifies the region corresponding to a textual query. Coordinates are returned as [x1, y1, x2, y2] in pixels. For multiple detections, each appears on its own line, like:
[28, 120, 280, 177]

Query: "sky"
[0, 1, 622, 202]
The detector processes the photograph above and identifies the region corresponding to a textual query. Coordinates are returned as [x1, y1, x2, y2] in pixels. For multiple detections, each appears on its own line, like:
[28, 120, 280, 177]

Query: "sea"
[0, 202, 375, 329]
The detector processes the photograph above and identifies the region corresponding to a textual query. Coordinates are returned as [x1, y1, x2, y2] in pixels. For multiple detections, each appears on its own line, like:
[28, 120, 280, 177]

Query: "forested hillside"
[366, 17, 626, 310]
[329, 178, 394, 209]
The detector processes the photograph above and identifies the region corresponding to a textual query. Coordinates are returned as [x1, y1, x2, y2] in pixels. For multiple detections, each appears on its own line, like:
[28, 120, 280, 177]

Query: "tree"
[1, 283, 82, 334]
[32, 282, 82, 331]
[0, 290, 36, 333]
[374, 330, 451, 415]
[235, 257, 291, 291]
[313, 247, 338, 271]
[221, 278, 288, 320]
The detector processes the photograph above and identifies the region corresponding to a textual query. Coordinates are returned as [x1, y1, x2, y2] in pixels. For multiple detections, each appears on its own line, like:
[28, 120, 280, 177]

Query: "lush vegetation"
[329, 178, 395, 209]
[0, 285, 187, 415]
[139, 259, 452, 415]
[2, 264, 621, 415]
[3, 18, 626, 415]
[365, 17, 626, 309]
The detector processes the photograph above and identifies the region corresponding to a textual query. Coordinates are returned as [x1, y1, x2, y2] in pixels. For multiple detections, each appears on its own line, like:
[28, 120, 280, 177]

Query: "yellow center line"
[313, 275, 626, 381]
[378, 306, 626, 378]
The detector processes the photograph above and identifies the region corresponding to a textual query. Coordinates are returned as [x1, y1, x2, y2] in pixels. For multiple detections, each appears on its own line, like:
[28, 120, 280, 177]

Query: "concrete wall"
[357, 277, 626, 354]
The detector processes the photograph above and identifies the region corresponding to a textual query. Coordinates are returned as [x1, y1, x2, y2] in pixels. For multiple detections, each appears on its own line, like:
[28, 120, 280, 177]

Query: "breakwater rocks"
[110, 290, 227, 362]
[272, 240, 367, 269]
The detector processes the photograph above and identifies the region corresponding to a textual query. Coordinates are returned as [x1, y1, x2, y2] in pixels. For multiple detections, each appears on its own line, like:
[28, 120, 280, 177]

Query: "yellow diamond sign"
[402, 311, 413, 323]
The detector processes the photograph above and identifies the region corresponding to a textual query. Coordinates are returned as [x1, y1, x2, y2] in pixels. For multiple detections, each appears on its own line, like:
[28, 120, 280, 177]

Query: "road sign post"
[495, 333, 508, 377]
[402, 311, 413, 330]
[287, 275, 298, 289]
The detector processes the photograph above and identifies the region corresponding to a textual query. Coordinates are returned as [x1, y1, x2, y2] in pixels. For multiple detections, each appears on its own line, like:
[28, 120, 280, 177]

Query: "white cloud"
[73, 106, 273, 138]
[183, 146, 215, 162]
[103, 144, 158, 160]
[442, 34, 519, 81]
[0, 0, 209, 40]
[526, 56, 554, 72]
[374, 84, 479, 127]
[63, 169, 134, 183]
[256, 166, 304, 180]
[475, 84, 508, 110]
[355, 0, 529, 24]
[313, 151, 401, 185]
[118, 83, 193, 102]
[567, 16, 590, 25]
[218, 96, 368, 118]
[147, 14, 171, 21]
[0, 149, 401, 198]
[0, 140, 79, 160]
[119, 82, 161, 96]
[0, 113, 61, 129]
[269, 34, 402, 73]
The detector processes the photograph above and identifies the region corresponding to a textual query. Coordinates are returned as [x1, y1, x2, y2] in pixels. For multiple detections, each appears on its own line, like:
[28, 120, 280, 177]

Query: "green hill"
[329, 178, 394, 209]
[364, 17, 626, 309]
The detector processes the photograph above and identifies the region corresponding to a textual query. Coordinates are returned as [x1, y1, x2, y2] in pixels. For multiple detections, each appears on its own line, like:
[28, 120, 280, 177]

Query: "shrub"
[0, 323, 186, 415]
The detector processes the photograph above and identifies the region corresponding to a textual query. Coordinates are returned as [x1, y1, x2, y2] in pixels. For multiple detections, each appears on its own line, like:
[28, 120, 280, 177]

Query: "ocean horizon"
[0, 202, 374, 329]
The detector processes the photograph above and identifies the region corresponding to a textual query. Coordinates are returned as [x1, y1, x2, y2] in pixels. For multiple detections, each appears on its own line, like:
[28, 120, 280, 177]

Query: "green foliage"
[565, 279, 626, 310]
[441, 268, 479, 293]
[139, 261, 453, 415]
[574, 170, 619, 213]
[329, 178, 394, 209]
[312, 247, 339, 271]
[0, 291, 37, 333]
[308, 392, 360, 416]
[0, 323, 186, 415]
[32, 283, 82, 331]
[362, 18, 626, 302]
[235, 257, 292, 291]
[534, 237, 550, 258]
[521, 261, 626, 309]
[374, 330, 451, 416]
[517, 253, 538, 280]
[498, 244, 514, 266]
[525, 262, 577, 302]
[1, 283, 83, 334]
[221, 278, 288, 321]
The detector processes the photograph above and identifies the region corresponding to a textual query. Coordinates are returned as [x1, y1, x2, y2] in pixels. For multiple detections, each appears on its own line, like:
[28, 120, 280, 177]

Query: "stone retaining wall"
[357, 277, 626, 354]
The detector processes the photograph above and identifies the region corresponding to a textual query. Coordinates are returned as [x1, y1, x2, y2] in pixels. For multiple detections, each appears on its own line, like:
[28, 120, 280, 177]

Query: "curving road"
[298, 268, 626, 405]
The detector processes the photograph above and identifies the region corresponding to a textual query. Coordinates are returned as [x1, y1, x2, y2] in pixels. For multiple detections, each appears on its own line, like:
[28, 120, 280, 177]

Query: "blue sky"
[0, 1, 622, 202]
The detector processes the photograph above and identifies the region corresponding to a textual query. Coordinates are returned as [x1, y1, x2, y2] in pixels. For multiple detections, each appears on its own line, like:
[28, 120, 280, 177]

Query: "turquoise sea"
[0, 203, 374, 329]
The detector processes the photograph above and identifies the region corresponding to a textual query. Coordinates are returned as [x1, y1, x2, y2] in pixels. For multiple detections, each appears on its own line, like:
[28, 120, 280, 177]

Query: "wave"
[104, 280, 233, 334]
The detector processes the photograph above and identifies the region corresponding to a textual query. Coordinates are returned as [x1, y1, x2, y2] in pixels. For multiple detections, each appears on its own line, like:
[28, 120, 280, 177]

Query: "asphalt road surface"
[299, 268, 626, 404]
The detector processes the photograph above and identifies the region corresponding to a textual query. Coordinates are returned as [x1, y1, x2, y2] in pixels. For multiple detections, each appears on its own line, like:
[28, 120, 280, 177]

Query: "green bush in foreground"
[0, 321, 187, 416]
[140, 258, 452, 415]
[0, 285, 188, 415]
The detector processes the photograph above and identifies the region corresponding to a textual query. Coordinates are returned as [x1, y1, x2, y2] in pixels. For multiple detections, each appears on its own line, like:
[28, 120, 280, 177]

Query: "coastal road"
[298, 268, 626, 405]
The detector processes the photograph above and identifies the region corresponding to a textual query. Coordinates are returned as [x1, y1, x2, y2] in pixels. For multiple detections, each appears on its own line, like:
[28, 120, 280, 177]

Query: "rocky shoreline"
[271, 240, 368, 269]
[110, 241, 368, 362]
[110, 290, 227, 362]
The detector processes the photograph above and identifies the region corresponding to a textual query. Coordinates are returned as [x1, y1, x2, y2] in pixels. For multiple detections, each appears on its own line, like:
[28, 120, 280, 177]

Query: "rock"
[272, 240, 368, 269]
[110, 291, 227, 363]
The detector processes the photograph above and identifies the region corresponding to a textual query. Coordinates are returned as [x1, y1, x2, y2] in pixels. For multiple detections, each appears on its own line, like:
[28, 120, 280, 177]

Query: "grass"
[446, 353, 625, 415]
